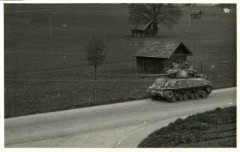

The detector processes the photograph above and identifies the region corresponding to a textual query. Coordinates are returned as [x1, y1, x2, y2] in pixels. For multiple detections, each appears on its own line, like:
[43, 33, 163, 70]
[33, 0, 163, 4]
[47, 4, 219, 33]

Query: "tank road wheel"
[183, 94, 188, 100]
[190, 93, 195, 99]
[195, 92, 200, 99]
[164, 91, 173, 99]
[201, 91, 207, 98]
[169, 97, 176, 103]
[205, 86, 212, 95]
[178, 94, 183, 101]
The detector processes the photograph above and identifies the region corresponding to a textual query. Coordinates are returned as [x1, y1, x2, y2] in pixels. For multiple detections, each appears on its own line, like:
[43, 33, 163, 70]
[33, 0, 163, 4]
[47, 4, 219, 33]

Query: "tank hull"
[147, 78, 212, 102]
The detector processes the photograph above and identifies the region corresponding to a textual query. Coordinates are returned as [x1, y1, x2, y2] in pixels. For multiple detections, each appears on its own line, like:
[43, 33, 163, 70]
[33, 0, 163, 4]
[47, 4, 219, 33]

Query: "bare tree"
[128, 4, 182, 35]
[85, 36, 106, 102]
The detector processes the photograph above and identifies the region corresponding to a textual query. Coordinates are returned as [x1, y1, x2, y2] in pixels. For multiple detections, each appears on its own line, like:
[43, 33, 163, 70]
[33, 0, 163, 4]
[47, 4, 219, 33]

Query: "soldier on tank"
[172, 62, 180, 69]
[188, 66, 195, 77]
[180, 61, 189, 69]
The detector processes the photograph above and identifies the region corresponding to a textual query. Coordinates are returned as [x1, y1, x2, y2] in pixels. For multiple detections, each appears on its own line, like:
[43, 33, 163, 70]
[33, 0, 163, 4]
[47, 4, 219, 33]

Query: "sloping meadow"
[5, 4, 236, 117]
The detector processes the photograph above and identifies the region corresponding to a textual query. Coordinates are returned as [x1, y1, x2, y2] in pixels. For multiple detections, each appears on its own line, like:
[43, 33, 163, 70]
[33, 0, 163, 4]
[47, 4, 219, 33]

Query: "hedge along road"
[5, 87, 236, 148]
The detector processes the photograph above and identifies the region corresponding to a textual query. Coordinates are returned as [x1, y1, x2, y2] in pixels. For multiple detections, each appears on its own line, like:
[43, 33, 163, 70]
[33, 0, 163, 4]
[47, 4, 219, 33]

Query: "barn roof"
[190, 10, 202, 14]
[134, 40, 192, 58]
[134, 21, 153, 31]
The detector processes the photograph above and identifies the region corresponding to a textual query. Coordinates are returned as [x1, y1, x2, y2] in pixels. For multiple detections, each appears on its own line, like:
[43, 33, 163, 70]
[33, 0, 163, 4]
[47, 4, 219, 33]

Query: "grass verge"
[138, 106, 236, 148]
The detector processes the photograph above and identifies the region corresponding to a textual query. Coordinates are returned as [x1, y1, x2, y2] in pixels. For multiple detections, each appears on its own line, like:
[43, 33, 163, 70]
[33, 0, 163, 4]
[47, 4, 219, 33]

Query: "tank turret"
[142, 66, 198, 79]
[145, 62, 212, 102]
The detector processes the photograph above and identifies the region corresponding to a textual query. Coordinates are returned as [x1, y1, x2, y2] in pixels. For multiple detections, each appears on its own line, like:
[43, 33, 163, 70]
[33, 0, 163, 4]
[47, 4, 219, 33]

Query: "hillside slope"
[4, 4, 236, 118]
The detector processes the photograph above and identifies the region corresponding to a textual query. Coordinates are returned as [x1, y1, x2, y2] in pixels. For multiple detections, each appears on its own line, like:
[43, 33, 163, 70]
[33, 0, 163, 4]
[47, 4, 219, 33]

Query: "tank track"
[150, 85, 212, 102]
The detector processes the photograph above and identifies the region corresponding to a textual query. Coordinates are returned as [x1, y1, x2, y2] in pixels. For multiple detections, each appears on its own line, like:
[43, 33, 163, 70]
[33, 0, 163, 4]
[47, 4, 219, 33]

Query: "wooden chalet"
[134, 40, 193, 73]
[131, 21, 158, 37]
[190, 10, 202, 19]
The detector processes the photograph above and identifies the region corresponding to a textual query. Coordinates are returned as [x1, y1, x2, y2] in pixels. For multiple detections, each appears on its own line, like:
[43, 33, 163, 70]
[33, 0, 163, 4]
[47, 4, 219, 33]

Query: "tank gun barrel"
[141, 74, 168, 78]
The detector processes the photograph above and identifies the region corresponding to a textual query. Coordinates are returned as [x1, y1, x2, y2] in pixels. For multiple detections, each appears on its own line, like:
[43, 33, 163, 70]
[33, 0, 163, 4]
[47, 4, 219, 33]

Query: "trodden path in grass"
[5, 87, 236, 148]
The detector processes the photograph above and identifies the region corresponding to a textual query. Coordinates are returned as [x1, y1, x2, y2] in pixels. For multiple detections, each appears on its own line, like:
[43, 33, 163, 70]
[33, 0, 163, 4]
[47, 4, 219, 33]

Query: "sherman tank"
[145, 63, 212, 102]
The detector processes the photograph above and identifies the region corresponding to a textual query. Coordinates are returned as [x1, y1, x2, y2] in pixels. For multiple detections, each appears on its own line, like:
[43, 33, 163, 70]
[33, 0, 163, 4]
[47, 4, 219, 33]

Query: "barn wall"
[174, 44, 190, 54]
[169, 55, 187, 64]
[136, 57, 166, 73]
[155, 58, 166, 73]
[143, 23, 158, 36]
[171, 44, 189, 64]
[136, 55, 188, 73]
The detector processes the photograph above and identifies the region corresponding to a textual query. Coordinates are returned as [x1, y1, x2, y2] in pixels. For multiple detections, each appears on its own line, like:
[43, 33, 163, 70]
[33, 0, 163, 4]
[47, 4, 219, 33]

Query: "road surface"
[5, 87, 236, 148]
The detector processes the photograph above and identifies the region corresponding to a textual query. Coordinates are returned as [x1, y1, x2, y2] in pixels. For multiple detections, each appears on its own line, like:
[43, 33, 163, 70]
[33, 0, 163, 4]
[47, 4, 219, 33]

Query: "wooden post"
[189, 13, 191, 27]
[94, 66, 97, 102]
[49, 14, 52, 37]
[135, 60, 138, 79]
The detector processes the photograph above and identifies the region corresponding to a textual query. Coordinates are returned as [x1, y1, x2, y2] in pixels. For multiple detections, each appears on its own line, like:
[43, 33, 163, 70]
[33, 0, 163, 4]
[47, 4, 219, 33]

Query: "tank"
[145, 63, 212, 102]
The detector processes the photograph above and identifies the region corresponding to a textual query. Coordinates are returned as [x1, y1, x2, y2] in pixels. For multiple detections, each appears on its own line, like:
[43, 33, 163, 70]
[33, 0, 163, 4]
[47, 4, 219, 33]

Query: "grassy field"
[4, 4, 236, 118]
[138, 106, 236, 147]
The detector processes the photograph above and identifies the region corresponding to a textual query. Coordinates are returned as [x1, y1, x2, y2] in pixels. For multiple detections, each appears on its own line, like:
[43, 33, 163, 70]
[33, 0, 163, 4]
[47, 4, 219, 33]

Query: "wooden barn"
[190, 10, 202, 19]
[131, 21, 158, 37]
[134, 40, 193, 73]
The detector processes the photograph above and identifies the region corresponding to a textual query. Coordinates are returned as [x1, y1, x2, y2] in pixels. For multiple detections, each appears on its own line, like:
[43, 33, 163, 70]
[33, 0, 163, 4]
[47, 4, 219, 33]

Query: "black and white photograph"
[1, 1, 238, 149]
